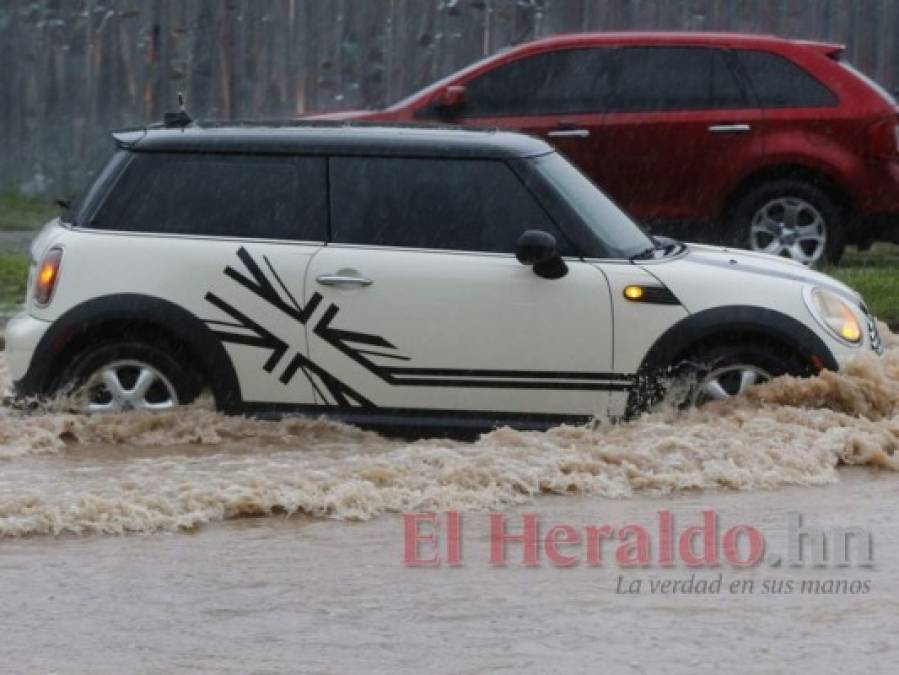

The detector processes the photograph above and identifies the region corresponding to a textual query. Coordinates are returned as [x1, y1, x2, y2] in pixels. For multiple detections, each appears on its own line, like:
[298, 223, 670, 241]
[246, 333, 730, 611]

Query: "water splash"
[0, 323, 897, 536]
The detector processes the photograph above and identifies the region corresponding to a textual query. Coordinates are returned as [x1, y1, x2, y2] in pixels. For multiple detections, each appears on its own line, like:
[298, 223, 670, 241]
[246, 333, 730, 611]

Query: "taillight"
[34, 247, 63, 307]
[866, 115, 899, 158]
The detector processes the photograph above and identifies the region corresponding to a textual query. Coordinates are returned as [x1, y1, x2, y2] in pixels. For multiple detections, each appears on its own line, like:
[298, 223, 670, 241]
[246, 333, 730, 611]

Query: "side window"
[90, 153, 328, 240]
[463, 49, 611, 117]
[608, 47, 748, 112]
[735, 50, 838, 108]
[329, 157, 574, 255]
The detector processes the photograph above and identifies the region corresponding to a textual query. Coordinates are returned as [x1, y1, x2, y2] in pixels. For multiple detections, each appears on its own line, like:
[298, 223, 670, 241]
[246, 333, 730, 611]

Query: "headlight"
[804, 287, 862, 345]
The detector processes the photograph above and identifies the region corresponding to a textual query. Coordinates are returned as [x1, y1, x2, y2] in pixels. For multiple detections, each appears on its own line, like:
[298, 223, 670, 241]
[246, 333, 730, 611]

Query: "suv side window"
[329, 157, 574, 255]
[608, 47, 748, 111]
[463, 49, 611, 117]
[735, 50, 838, 107]
[90, 153, 328, 240]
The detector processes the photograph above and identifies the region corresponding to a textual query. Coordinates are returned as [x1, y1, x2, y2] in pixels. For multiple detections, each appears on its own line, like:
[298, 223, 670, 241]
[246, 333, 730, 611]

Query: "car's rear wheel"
[56, 342, 200, 413]
[730, 179, 845, 266]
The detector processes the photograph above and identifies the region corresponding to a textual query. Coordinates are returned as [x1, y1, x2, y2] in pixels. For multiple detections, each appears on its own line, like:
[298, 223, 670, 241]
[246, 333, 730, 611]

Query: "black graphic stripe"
[225, 247, 322, 324]
[280, 352, 374, 408]
[383, 367, 633, 381]
[313, 304, 405, 378]
[205, 292, 288, 373]
[297, 364, 330, 405]
[206, 247, 638, 413]
[264, 255, 305, 315]
[386, 379, 633, 390]
[354, 349, 413, 362]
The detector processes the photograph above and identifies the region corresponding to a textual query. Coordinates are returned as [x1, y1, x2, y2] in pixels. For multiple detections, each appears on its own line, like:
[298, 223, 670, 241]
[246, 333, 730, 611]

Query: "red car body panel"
[309, 32, 899, 239]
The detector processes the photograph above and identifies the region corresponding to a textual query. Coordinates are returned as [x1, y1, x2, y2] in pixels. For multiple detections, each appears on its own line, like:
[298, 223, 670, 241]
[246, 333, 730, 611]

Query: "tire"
[54, 341, 201, 413]
[671, 342, 808, 409]
[729, 179, 845, 266]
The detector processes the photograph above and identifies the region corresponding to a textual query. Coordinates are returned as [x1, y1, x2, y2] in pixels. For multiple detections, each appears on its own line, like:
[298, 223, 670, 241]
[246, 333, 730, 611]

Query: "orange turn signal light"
[623, 285, 645, 301]
[38, 263, 56, 287]
[35, 247, 63, 306]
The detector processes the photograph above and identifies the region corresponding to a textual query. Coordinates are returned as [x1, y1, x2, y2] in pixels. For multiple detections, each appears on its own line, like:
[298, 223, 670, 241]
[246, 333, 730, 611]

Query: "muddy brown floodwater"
[2, 327, 899, 673]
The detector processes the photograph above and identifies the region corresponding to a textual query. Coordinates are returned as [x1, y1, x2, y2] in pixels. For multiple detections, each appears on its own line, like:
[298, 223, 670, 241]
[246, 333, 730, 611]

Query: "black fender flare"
[638, 305, 839, 375]
[16, 294, 242, 407]
[623, 305, 838, 419]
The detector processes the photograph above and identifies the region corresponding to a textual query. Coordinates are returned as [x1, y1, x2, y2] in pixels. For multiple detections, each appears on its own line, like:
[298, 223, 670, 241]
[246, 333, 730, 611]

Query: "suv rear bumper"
[4, 312, 51, 387]
[856, 160, 899, 212]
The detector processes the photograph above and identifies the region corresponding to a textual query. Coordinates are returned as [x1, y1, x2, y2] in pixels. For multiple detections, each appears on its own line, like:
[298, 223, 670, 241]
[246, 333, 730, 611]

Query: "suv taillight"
[34, 247, 63, 307]
[866, 115, 899, 158]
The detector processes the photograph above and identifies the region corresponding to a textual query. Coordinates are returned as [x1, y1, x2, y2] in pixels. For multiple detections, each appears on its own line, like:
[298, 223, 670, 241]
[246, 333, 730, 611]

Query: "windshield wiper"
[629, 236, 684, 261]
[629, 245, 659, 261]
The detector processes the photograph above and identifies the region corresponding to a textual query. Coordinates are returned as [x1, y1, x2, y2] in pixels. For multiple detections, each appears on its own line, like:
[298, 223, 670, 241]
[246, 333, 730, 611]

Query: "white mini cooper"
[4, 122, 883, 433]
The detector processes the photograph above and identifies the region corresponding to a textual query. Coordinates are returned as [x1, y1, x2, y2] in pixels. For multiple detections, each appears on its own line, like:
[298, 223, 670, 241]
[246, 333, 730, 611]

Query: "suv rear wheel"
[56, 342, 200, 413]
[730, 179, 845, 266]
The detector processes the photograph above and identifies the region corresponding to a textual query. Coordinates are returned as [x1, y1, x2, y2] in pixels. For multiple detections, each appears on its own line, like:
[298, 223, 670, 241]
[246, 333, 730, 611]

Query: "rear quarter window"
[735, 50, 838, 108]
[88, 153, 327, 241]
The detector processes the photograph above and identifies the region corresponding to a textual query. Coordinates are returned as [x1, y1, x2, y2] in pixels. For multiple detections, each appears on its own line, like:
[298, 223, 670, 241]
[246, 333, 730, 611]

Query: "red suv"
[311, 32, 899, 266]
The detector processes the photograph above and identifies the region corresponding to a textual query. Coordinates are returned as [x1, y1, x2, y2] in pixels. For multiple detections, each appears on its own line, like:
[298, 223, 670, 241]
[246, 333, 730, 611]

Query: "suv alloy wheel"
[732, 179, 845, 266]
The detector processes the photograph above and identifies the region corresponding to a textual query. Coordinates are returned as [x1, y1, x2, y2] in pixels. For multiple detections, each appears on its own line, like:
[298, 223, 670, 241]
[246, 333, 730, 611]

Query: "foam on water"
[1, 324, 898, 537]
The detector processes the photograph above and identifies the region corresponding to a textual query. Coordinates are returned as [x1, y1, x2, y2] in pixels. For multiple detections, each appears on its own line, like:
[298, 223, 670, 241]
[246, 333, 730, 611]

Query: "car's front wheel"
[674, 342, 807, 409]
[730, 179, 845, 266]
[56, 342, 200, 413]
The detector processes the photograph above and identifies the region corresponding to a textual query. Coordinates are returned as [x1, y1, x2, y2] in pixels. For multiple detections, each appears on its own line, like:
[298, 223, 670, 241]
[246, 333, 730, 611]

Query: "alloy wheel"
[749, 197, 827, 266]
[691, 364, 770, 407]
[80, 360, 179, 413]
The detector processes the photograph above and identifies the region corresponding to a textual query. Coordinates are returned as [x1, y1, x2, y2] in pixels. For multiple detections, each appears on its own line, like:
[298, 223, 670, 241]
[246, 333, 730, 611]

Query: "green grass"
[0, 193, 58, 231]
[825, 243, 899, 326]
[0, 253, 29, 309]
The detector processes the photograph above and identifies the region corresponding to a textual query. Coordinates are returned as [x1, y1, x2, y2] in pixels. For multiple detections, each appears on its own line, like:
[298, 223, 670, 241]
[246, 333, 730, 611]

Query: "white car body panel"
[642, 244, 867, 364]
[304, 245, 616, 415]
[595, 261, 691, 418]
[28, 225, 322, 406]
[6, 203, 877, 427]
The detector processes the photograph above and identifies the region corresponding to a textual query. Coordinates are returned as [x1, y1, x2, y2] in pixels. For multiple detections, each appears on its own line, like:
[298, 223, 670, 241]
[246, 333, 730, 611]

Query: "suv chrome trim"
[707, 123, 751, 133]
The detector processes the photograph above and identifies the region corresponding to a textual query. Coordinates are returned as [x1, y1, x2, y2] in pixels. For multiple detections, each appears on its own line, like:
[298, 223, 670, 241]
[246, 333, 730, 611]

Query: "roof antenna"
[163, 92, 193, 128]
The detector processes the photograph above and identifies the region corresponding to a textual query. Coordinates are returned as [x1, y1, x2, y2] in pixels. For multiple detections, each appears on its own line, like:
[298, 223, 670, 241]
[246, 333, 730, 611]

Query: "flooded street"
[2, 329, 899, 672]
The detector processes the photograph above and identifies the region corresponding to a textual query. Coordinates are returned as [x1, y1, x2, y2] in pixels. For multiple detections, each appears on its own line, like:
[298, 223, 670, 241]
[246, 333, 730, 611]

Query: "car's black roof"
[112, 121, 553, 159]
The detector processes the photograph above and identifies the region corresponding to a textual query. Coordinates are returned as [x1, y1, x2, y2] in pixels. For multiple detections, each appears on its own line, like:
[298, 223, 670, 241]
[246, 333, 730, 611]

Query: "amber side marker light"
[35, 247, 63, 307]
[623, 285, 645, 301]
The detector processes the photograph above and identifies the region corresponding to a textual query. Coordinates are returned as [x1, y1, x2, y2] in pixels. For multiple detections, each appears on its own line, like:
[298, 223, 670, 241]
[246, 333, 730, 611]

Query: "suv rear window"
[608, 47, 748, 112]
[735, 50, 838, 108]
[89, 153, 328, 240]
[329, 157, 572, 254]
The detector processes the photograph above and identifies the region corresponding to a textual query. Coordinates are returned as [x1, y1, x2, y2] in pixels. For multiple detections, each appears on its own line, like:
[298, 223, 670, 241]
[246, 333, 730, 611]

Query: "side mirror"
[515, 230, 568, 279]
[431, 85, 467, 118]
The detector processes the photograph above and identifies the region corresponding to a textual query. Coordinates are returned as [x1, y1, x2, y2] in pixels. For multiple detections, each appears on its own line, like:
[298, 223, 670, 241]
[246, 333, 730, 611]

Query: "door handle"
[708, 123, 751, 134]
[547, 129, 590, 139]
[316, 274, 373, 287]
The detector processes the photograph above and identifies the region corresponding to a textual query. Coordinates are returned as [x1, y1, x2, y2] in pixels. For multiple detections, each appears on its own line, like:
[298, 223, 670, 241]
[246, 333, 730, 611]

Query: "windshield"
[527, 152, 653, 259]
